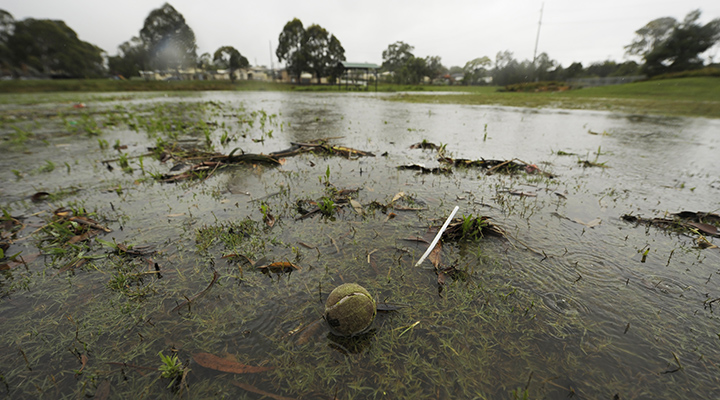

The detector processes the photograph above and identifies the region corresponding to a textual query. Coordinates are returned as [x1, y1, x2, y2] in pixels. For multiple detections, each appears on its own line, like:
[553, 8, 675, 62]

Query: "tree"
[627, 10, 720, 76]
[586, 60, 618, 77]
[611, 61, 640, 76]
[625, 17, 677, 58]
[424, 56, 446, 81]
[0, 10, 14, 74]
[139, 3, 197, 71]
[213, 46, 249, 82]
[276, 19, 345, 84]
[492, 51, 521, 86]
[563, 62, 583, 79]
[303, 24, 345, 83]
[197, 52, 213, 70]
[533, 52, 557, 81]
[276, 18, 306, 81]
[380, 42, 434, 84]
[108, 36, 146, 78]
[381, 41, 414, 72]
[7, 18, 104, 78]
[463, 56, 491, 85]
[327, 34, 346, 82]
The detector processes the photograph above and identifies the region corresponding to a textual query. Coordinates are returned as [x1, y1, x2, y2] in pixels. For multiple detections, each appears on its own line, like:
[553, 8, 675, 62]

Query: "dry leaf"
[94, 380, 111, 400]
[68, 230, 99, 245]
[686, 221, 718, 236]
[391, 192, 405, 204]
[76, 354, 88, 377]
[574, 218, 601, 228]
[349, 199, 365, 215]
[295, 318, 325, 346]
[263, 213, 276, 228]
[437, 271, 447, 286]
[428, 243, 442, 269]
[230, 381, 296, 400]
[193, 352, 274, 374]
[256, 262, 300, 273]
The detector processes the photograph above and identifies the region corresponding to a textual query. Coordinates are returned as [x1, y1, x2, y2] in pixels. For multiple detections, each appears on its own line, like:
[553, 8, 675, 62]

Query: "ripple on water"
[542, 292, 589, 317]
[637, 275, 691, 298]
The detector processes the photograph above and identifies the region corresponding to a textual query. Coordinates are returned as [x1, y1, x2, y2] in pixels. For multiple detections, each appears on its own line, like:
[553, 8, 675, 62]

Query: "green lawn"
[1, 76, 718, 118]
[389, 77, 720, 118]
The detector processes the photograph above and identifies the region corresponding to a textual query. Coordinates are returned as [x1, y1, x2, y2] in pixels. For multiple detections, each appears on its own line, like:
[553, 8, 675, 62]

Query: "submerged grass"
[0, 91, 718, 399]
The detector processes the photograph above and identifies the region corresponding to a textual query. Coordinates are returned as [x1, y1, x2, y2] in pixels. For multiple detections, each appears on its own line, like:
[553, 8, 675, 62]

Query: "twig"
[415, 206, 459, 266]
[486, 158, 519, 175]
[170, 270, 220, 313]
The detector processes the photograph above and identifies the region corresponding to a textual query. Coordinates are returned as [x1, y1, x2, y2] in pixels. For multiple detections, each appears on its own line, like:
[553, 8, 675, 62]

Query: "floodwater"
[1, 91, 719, 399]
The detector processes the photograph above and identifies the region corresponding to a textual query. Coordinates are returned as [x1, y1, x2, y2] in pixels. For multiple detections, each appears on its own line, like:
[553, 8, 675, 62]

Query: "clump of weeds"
[318, 196, 336, 218]
[443, 214, 505, 241]
[158, 351, 189, 391]
[578, 146, 609, 168]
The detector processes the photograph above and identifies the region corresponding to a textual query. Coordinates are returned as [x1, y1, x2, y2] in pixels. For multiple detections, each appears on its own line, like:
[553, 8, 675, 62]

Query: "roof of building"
[339, 62, 380, 69]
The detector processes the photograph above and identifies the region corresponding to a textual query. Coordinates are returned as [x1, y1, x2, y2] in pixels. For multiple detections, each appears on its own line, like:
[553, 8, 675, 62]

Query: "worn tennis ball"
[324, 283, 376, 337]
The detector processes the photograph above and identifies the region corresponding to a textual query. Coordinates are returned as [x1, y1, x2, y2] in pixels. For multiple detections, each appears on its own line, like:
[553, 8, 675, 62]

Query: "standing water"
[0, 91, 719, 399]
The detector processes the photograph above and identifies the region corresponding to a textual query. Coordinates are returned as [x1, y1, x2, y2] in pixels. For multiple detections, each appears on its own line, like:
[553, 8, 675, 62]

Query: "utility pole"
[269, 41, 276, 81]
[532, 2, 544, 66]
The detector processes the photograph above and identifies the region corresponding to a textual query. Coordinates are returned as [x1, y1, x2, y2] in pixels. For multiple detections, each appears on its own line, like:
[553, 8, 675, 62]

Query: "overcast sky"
[4, 0, 720, 69]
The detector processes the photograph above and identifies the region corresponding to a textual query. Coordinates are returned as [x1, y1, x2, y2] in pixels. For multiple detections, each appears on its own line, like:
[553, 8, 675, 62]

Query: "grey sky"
[4, 0, 720, 69]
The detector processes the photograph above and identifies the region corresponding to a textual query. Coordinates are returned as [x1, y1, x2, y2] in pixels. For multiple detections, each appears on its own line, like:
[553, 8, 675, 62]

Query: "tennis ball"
[324, 283, 376, 337]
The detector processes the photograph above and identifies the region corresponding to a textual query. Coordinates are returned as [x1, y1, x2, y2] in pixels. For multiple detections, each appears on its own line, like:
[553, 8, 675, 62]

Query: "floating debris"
[439, 156, 555, 178]
[397, 164, 452, 174]
[622, 211, 720, 238]
[270, 140, 375, 159]
[409, 140, 441, 150]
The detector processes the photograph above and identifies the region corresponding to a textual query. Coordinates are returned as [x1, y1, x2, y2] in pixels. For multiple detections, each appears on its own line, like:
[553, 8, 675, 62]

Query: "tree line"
[1, 4, 718, 84]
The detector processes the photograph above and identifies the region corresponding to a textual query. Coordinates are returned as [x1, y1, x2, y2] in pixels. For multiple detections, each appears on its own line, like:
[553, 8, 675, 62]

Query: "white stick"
[415, 206, 459, 266]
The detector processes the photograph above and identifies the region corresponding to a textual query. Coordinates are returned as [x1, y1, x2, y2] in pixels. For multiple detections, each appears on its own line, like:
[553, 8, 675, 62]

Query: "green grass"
[389, 77, 720, 118]
[1, 76, 718, 118]
[0, 79, 291, 93]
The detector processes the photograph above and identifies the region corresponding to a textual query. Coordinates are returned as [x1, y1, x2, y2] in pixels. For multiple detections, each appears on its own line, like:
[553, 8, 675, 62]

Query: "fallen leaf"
[367, 250, 380, 275]
[230, 381, 296, 400]
[295, 318, 325, 346]
[256, 262, 300, 273]
[402, 236, 430, 244]
[94, 380, 111, 400]
[68, 230, 99, 245]
[69, 216, 111, 232]
[428, 243, 442, 269]
[193, 352, 274, 374]
[574, 218, 602, 228]
[0, 252, 39, 271]
[391, 192, 405, 204]
[437, 271, 447, 286]
[508, 190, 537, 197]
[76, 354, 88, 376]
[167, 213, 186, 217]
[349, 199, 365, 215]
[263, 212, 276, 228]
[686, 221, 718, 236]
[222, 253, 255, 265]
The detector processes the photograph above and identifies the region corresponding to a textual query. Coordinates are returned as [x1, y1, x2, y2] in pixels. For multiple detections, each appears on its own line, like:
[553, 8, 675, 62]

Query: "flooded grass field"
[1, 91, 719, 399]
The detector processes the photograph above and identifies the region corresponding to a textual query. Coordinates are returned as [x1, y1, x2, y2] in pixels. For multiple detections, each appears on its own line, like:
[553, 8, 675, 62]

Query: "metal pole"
[532, 2, 544, 66]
